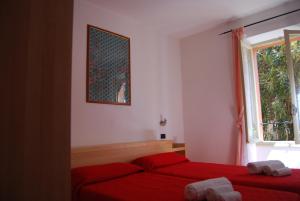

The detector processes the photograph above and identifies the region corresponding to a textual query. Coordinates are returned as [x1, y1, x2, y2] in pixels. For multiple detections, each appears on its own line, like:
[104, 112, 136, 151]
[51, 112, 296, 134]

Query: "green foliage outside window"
[256, 40, 300, 141]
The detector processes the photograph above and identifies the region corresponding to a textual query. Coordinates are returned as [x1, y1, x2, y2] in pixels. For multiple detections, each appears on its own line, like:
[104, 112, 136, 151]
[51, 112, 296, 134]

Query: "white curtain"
[240, 39, 260, 164]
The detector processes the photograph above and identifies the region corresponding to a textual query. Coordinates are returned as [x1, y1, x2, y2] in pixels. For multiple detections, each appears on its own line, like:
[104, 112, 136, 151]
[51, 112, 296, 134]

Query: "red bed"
[72, 162, 300, 201]
[132, 152, 300, 195]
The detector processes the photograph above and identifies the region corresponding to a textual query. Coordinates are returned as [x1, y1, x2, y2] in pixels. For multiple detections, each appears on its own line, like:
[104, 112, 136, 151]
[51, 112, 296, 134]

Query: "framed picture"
[86, 25, 131, 105]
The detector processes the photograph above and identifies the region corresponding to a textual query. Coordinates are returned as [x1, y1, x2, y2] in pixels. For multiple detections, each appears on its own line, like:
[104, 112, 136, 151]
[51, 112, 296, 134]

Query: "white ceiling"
[88, 0, 295, 37]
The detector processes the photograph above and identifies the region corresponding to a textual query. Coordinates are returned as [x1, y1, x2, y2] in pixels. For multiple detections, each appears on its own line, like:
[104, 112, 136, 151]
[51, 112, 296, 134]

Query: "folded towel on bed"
[206, 185, 234, 201]
[262, 162, 286, 175]
[184, 177, 231, 201]
[215, 191, 242, 201]
[272, 167, 292, 176]
[247, 160, 285, 174]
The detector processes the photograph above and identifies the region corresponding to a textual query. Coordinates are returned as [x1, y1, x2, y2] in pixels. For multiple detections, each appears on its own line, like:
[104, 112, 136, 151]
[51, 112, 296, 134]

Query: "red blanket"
[153, 161, 300, 194]
[76, 172, 300, 201]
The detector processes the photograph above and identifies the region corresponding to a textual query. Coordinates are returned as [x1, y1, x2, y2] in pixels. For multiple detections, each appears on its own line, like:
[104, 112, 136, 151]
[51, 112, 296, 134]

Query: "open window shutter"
[284, 30, 300, 144]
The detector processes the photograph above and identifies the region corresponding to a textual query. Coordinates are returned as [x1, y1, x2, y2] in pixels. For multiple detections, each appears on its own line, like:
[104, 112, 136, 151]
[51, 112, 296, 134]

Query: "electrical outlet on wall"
[160, 133, 166, 139]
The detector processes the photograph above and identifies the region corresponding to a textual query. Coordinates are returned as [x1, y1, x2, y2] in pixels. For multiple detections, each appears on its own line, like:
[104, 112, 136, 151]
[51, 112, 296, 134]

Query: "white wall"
[181, 27, 237, 164]
[159, 37, 185, 143]
[181, 0, 300, 164]
[71, 0, 184, 147]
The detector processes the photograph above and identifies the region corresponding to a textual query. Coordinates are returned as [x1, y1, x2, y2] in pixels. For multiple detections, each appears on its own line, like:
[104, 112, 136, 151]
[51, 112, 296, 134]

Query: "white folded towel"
[272, 167, 292, 176]
[247, 160, 284, 174]
[217, 191, 242, 201]
[262, 162, 285, 175]
[206, 185, 234, 201]
[184, 177, 231, 201]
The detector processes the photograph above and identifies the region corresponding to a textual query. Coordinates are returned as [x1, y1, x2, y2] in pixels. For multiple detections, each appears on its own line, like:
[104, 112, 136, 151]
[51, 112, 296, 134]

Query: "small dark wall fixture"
[86, 25, 131, 105]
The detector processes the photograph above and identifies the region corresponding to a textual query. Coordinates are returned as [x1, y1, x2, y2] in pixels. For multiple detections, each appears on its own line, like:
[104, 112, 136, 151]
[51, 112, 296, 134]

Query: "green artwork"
[87, 25, 131, 105]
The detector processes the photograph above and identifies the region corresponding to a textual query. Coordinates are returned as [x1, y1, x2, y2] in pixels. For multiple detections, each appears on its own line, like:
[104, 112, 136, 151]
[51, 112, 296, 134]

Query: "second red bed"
[133, 152, 300, 195]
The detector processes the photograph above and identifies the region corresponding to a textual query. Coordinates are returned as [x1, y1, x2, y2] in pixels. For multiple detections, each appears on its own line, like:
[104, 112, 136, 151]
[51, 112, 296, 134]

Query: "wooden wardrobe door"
[1, 0, 73, 200]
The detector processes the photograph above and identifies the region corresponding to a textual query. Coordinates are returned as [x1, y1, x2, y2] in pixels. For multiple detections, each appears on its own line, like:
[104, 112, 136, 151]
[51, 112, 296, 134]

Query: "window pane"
[256, 44, 294, 141]
[290, 37, 300, 126]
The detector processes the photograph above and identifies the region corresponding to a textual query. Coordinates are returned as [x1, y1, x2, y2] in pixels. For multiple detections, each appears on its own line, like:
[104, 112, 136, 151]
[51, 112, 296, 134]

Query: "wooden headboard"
[71, 140, 173, 168]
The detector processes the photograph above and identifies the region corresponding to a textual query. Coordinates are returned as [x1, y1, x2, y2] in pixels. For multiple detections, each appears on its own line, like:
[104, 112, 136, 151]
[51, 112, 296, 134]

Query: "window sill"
[256, 141, 300, 148]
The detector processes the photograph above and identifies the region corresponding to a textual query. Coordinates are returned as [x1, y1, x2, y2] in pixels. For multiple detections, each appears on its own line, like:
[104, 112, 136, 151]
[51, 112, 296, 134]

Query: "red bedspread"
[153, 161, 300, 194]
[77, 172, 300, 201]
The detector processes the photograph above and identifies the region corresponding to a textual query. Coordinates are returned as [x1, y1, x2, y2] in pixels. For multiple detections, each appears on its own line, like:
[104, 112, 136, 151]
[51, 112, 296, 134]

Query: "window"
[255, 40, 293, 141]
[243, 26, 300, 143]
